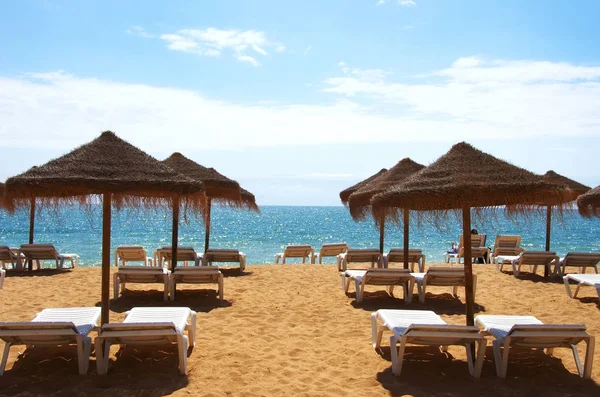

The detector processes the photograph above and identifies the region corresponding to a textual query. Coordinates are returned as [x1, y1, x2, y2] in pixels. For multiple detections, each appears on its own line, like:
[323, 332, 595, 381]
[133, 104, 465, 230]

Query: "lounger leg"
[113, 273, 120, 300]
[583, 336, 595, 379]
[492, 340, 502, 377]
[563, 276, 574, 298]
[371, 312, 379, 348]
[570, 344, 583, 377]
[498, 338, 511, 378]
[76, 335, 91, 375]
[472, 338, 486, 379]
[574, 283, 582, 299]
[95, 339, 111, 375]
[189, 311, 197, 347]
[177, 334, 188, 375]
[465, 343, 475, 376]
[356, 279, 364, 303]
[405, 280, 413, 304]
[218, 274, 224, 302]
[170, 278, 176, 301]
[451, 285, 458, 297]
[0, 341, 12, 375]
[416, 282, 425, 303]
[391, 335, 407, 376]
[163, 277, 169, 301]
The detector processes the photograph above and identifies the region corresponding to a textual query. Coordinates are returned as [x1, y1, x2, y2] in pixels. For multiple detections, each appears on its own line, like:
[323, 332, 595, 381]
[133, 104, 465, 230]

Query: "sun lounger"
[0, 307, 101, 375]
[19, 244, 79, 270]
[383, 249, 426, 272]
[274, 245, 314, 264]
[170, 266, 224, 302]
[155, 247, 200, 267]
[563, 274, 600, 299]
[0, 246, 22, 270]
[95, 307, 197, 375]
[201, 249, 246, 271]
[0, 268, 4, 289]
[371, 309, 486, 377]
[444, 234, 488, 264]
[113, 266, 171, 301]
[475, 314, 595, 379]
[312, 243, 348, 265]
[510, 251, 559, 277]
[557, 252, 600, 276]
[340, 269, 415, 303]
[412, 267, 476, 304]
[337, 249, 382, 271]
[489, 235, 524, 263]
[114, 246, 154, 267]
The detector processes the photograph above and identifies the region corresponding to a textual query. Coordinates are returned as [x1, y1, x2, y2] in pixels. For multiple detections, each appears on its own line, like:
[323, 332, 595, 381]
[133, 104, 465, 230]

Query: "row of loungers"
[0, 307, 195, 376]
[0, 244, 79, 270]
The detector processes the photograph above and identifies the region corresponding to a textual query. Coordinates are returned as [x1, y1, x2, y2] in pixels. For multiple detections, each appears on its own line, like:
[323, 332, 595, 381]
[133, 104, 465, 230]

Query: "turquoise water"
[1, 205, 599, 265]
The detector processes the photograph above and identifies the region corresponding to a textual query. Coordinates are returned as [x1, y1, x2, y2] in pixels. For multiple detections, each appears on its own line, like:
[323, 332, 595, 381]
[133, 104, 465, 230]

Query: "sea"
[1, 205, 599, 266]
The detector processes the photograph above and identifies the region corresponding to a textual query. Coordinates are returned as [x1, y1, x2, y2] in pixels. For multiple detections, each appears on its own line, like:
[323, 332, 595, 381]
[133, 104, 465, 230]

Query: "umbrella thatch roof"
[543, 170, 590, 197]
[339, 168, 387, 206]
[240, 188, 260, 212]
[577, 185, 600, 218]
[348, 158, 425, 220]
[371, 142, 570, 219]
[162, 153, 242, 204]
[4, 131, 206, 208]
[0, 182, 8, 210]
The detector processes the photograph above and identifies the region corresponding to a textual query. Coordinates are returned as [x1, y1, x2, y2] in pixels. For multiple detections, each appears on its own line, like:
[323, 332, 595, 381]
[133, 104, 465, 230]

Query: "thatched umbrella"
[542, 171, 589, 251]
[162, 153, 258, 252]
[347, 159, 425, 267]
[371, 142, 570, 326]
[4, 131, 206, 324]
[577, 185, 600, 218]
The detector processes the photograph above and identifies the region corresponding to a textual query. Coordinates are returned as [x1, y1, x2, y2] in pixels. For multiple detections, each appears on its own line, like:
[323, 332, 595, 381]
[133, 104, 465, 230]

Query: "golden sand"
[0, 263, 599, 396]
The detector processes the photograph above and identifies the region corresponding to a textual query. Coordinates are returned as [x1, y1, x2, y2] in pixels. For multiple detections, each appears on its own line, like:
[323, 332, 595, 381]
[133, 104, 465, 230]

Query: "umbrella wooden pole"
[171, 196, 180, 298]
[101, 193, 112, 325]
[462, 207, 475, 327]
[28, 198, 35, 271]
[403, 208, 409, 270]
[544, 206, 552, 277]
[204, 198, 212, 253]
[379, 218, 385, 257]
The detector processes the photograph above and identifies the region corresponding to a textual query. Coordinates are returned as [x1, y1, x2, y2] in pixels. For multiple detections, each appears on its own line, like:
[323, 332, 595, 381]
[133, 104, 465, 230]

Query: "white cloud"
[126, 25, 153, 39]
[158, 27, 283, 67]
[399, 0, 416, 6]
[304, 45, 312, 55]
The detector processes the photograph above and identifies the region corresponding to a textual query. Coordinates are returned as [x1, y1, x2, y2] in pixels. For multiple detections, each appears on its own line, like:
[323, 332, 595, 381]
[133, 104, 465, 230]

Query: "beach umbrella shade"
[162, 152, 258, 253]
[371, 142, 570, 326]
[4, 131, 206, 324]
[542, 171, 589, 252]
[577, 185, 600, 218]
[347, 159, 425, 268]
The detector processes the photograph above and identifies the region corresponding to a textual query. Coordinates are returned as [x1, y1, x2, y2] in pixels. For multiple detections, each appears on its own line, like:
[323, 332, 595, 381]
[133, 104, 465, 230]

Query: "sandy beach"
[0, 263, 599, 396]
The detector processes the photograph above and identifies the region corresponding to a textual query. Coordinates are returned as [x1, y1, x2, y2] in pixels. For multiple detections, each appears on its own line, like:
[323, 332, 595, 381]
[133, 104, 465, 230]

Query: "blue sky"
[1, 0, 600, 205]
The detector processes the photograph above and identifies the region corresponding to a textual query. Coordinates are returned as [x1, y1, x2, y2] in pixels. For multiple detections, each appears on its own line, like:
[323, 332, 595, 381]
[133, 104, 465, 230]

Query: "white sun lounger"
[201, 249, 246, 271]
[0, 246, 22, 270]
[411, 267, 476, 304]
[114, 246, 154, 267]
[170, 266, 224, 302]
[563, 274, 600, 299]
[475, 314, 595, 379]
[274, 245, 314, 264]
[371, 309, 486, 377]
[340, 269, 415, 303]
[0, 307, 101, 375]
[113, 266, 171, 301]
[19, 244, 79, 270]
[154, 247, 201, 268]
[557, 252, 600, 276]
[312, 243, 348, 265]
[95, 307, 197, 375]
[383, 249, 426, 272]
[0, 268, 4, 289]
[510, 251, 559, 277]
[337, 249, 382, 271]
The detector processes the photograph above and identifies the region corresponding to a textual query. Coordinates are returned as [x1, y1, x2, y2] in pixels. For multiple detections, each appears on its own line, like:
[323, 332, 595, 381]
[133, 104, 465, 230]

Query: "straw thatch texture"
[347, 158, 424, 220]
[162, 153, 242, 204]
[4, 131, 206, 209]
[577, 185, 600, 218]
[0, 182, 9, 211]
[339, 168, 387, 205]
[543, 170, 590, 200]
[371, 142, 571, 220]
[240, 188, 260, 212]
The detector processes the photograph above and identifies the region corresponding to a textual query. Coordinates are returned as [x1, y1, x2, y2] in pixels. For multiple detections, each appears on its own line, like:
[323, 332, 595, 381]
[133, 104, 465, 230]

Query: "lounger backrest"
[283, 245, 313, 258]
[204, 249, 241, 262]
[114, 246, 148, 266]
[158, 247, 197, 261]
[459, 234, 486, 248]
[425, 267, 467, 285]
[387, 249, 423, 262]
[493, 235, 523, 256]
[518, 251, 558, 265]
[363, 268, 413, 285]
[19, 244, 59, 260]
[173, 267, 222, 282]
[318, 243, 348, 257]
[345, 249, 381, 263]
[563, 252, 600, 267]
[507, 324, 589, 347]
[0, 246, 16, 261]
[117, 267, 168, 282]
[0, 321, 80, 344]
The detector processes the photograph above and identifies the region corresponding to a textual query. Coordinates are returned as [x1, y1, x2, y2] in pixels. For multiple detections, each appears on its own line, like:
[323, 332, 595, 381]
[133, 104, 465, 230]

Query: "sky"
[1, 0, 599, 206]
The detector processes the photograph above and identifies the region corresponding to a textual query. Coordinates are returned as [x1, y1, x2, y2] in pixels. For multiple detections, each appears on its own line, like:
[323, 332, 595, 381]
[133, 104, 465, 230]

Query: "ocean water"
[1, 205, 599, 266]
